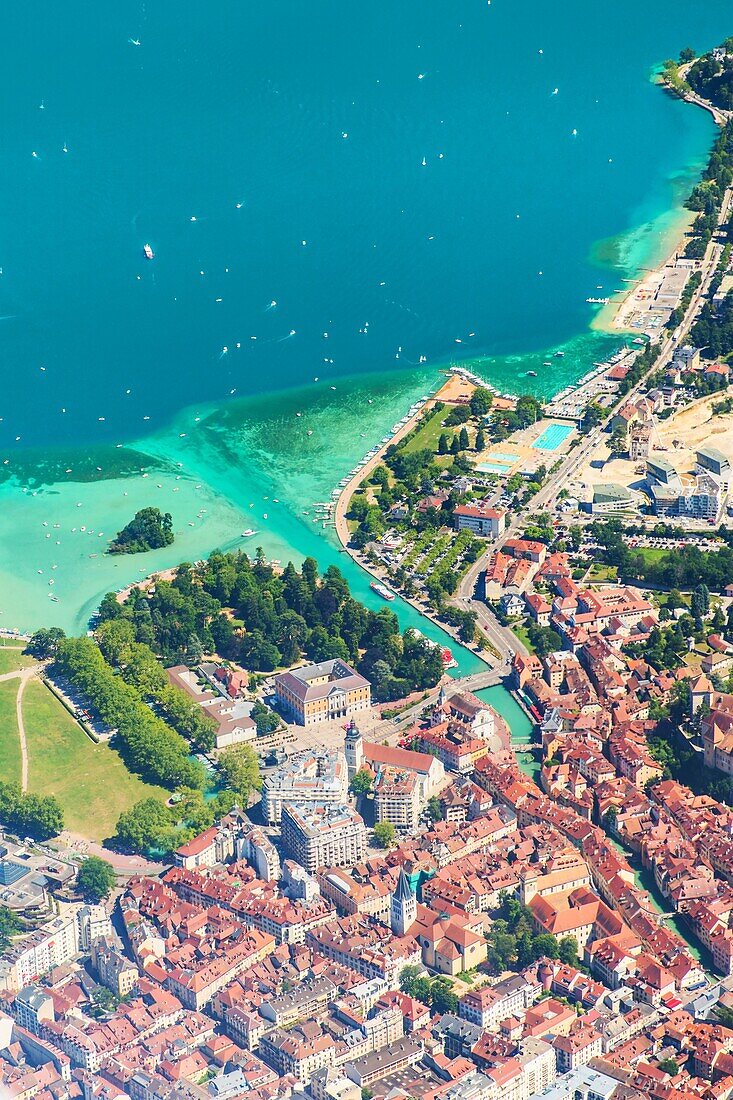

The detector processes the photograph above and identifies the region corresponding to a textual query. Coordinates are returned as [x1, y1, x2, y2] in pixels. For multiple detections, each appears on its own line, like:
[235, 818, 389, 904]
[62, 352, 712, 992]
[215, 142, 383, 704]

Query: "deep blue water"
[0, 0, 730, 455]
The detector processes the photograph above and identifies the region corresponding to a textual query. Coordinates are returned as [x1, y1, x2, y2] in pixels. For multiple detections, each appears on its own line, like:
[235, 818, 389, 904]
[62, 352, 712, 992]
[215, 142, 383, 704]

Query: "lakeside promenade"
[332, 372, 496, 667]
[333, 372, 472, 549]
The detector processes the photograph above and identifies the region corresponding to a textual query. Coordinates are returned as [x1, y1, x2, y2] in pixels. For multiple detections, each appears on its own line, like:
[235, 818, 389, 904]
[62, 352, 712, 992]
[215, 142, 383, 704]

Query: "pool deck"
[474, 419, 577, 478]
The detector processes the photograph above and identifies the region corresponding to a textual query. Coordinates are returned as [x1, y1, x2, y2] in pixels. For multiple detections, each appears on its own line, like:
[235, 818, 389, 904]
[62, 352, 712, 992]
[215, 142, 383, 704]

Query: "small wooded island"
[108, 507, 174, 554]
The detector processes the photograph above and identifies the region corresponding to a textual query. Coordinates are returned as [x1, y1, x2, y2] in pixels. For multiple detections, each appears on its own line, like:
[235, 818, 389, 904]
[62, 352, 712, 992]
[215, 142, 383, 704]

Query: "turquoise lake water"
[0, 1, 731, 638]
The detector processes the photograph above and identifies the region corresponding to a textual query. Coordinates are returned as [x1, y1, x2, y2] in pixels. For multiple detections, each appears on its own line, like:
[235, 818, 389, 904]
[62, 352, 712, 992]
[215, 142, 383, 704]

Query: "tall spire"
[391, 867, 416, 935]
[344, 718, 364, 779]
[395, 868, 413, 901]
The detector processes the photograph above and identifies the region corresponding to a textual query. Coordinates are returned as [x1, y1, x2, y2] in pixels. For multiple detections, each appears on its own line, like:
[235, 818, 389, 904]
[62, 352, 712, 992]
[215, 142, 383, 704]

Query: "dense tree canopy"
[77, 856, 117, 902]
[590, 519, 733, 593]
[108, 507, 174, 554]
[96, 553, 444, 703]
[687, 44, 733, 111]
[53, 637, 205, 790]
[0, 782, 64, 840]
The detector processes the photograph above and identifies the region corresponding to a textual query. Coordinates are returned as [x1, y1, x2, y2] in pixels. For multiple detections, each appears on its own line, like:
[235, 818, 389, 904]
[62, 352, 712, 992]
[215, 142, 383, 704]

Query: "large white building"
[275, 659, 371, 726]
[77, 904, 112, 951]
[262, 750, 349, 824]
[453, 504, 506, 538]
[0, 905, 82, 993]
[281, 802, 367, 872]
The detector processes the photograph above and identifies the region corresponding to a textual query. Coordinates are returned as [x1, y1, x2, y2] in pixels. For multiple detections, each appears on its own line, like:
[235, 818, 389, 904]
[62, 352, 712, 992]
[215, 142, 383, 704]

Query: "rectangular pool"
[488, 453, 520, 464]
[477, 462, 512, 474]
[533, 423, 574, 451]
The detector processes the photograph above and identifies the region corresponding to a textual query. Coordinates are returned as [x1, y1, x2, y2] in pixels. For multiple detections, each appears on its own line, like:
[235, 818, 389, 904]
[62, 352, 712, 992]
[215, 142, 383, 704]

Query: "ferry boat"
[441, 646, 458, 670]
[143, 243, 154, 260]
[370, 581, 395, 601]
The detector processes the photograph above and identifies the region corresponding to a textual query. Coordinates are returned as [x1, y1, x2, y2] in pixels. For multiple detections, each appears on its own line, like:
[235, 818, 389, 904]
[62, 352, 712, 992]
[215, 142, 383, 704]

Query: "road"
[454, 165, 733, 660]
[369, 663, 508, 741]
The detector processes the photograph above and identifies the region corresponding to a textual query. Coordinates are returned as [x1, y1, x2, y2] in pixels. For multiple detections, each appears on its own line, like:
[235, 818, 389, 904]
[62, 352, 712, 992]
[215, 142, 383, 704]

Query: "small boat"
[143, 243, 154, 260]
[370, 581, 395, 602]
[554, 350, 565, 358]
[526, 370, 537, 377]
[241, 529, 257, 538]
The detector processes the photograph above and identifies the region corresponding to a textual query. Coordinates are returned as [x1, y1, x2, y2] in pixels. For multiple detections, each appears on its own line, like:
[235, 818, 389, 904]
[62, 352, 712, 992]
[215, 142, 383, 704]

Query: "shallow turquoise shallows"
[0, 1, 730, 636]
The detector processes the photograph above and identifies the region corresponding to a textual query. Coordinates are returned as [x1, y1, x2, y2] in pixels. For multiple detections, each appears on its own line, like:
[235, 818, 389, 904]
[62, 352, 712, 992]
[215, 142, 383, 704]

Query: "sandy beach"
[593, 70, 732, 338]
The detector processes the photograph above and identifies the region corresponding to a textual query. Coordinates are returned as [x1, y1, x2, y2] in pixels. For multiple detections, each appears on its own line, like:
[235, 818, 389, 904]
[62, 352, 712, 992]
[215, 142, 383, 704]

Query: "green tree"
[108, 507, 174, 554]
[0, 907, 21, 952]
[218, 744, 262, 803]
[77, 856, 117, 902]
[373, 821, 396, 848]
[659, 1058, 679, 1076]
[558, 936, 580, 968]
[0, 783, 64, 840]
[26, 627, 66, 659]
[427, 796, 442, 822]
[350, 768, 373, 795]
[470, 387, 493, 417]
[114, 798, 176, 854]
[438, 433, 449, 455]
[89, 986, 121, 1018]
[399, 964, 424, 994]
[583, 401, 604, 429]
[458, 426, 470, 451]
[475, 427, 486, 452]
[450, 435, 460, 456]
[431, 977, 458, 1015]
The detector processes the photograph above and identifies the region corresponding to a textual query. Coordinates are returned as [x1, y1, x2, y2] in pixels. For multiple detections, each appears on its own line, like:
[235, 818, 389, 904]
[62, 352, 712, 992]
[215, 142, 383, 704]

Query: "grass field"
[512, 623, 535, 654]
[23, 679, 168, 842]
[586, 563, 619, 583]
[0, 637, 29, 648]
[636, 548, 667, 564]
[0, 679, 21, 785]
[401, 407, 457, 455]
[0, 649, 35, 676]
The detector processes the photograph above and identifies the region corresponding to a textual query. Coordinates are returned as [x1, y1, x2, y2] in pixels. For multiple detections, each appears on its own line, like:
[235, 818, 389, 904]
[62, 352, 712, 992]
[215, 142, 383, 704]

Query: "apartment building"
[281, 803, 367, 872]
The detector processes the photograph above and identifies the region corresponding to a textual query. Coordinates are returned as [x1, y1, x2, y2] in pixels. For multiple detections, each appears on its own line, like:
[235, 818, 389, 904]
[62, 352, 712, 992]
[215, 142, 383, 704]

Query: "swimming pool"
[488, 453, 520, 464]
[477, 462, 512, 474]
[533, 423, 574, 451]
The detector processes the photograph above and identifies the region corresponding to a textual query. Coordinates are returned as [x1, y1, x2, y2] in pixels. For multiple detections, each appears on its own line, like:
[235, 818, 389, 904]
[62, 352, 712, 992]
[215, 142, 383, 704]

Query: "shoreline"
[333, 371, 494, 669]
[591, 64, 730, 337]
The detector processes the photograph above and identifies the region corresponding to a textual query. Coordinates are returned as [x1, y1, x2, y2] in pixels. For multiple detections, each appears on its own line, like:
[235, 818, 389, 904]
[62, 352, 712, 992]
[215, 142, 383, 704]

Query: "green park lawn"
[401, 406, 457, 455]
[512, 623, 535, 654]
[0, 679, 21, 785]
[23, 679, 168, 843]
[586, 563, 618, 583]
[0, 649, 36, 676]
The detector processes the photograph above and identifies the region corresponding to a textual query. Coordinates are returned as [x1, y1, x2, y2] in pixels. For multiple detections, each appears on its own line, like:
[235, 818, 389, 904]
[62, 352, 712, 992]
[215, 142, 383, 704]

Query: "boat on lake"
[370, 581, 395, 601]
[143, 243, 154, 259]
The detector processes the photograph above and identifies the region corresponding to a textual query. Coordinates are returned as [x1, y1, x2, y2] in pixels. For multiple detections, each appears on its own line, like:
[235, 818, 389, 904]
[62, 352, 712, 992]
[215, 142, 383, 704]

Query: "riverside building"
[274, 659, 371, 726]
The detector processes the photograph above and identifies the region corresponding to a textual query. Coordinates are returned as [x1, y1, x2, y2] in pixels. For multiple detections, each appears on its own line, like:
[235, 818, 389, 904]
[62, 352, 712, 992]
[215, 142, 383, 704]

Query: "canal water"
[476, 684, 540, 782]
